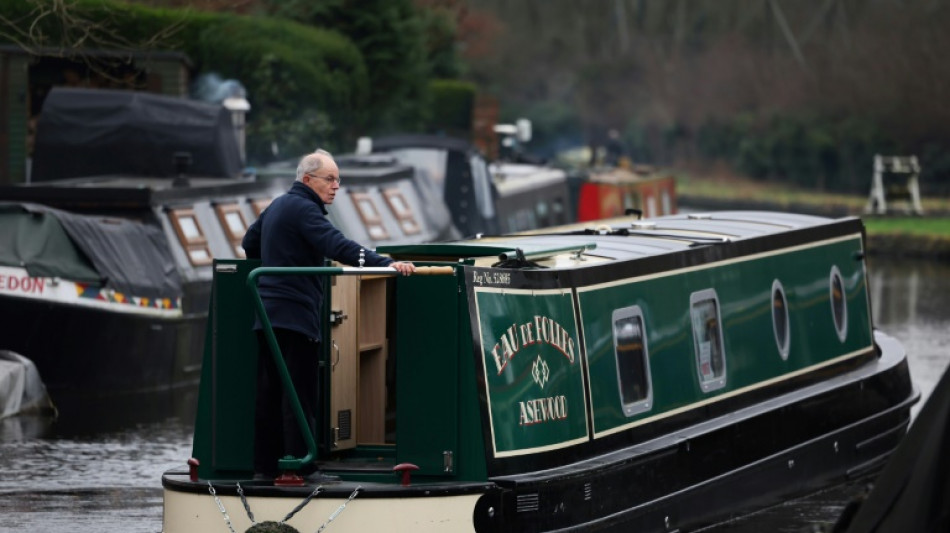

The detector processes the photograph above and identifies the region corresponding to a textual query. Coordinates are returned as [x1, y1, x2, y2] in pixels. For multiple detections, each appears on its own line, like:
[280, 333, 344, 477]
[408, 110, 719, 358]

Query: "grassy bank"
[673, 170, 950, 259]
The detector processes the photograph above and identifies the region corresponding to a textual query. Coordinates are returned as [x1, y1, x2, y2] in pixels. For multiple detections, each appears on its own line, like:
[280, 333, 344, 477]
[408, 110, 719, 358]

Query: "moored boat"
[0, 88, 462, 398]
[576, 165, 677, 221]
[162, 210, 916, 532]
[368, 133, 575, 235]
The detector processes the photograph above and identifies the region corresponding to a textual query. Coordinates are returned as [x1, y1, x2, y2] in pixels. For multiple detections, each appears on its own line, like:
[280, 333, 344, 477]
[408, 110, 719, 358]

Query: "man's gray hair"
[296, 149, 334, 181]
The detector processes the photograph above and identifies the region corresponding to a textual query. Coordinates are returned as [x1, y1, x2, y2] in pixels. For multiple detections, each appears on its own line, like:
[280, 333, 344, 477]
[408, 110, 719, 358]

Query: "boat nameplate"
[472, 283, 589, 457]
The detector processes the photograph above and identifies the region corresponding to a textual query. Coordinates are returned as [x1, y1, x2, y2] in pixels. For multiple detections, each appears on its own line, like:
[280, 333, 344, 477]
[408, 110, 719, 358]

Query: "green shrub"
[181, 14, 368, 162]
[426, 79, 476, 136]
[698, 112, 909, 194]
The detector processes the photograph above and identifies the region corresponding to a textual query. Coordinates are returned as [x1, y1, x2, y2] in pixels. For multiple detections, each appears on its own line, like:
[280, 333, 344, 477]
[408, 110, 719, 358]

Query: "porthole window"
[772, 280, 790, 360]
[612, 306, 653, 417]
[690, 289, 727, 392]
[830, 266, 848, 342]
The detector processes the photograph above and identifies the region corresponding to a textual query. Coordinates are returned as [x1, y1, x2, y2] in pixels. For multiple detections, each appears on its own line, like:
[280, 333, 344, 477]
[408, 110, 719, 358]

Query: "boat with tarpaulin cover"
[0, 88, 459, 397]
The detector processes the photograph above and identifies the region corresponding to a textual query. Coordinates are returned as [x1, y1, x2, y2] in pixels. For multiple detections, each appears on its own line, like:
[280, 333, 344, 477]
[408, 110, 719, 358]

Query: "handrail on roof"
[497, 243, 597, 262]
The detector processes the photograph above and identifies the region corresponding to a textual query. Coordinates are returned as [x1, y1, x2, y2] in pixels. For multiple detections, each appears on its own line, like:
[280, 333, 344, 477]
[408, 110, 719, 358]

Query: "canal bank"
[677, 174, 950, 261]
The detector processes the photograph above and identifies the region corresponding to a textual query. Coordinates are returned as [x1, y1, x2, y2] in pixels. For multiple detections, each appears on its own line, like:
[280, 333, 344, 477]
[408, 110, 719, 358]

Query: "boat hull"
[162, 483, 485, 533]
[0, 287, 205, 395]
[162, 331, 915, 532]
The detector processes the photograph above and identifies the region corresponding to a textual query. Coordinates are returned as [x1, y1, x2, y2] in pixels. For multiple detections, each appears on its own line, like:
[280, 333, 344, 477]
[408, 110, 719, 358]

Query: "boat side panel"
[462, 221, 874, 473]
[192, 259, 261, 479]
[580, 234, 873, 437]
[395, 269, 462, 475]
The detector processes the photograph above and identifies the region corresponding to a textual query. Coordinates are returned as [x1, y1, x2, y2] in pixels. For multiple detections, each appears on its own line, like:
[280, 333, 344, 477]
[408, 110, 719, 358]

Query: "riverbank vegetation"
[2, 1, 946, 224]
[0, 0, 472, 163]
[463, 1, 950, 199]
[675, 169, 950, 258]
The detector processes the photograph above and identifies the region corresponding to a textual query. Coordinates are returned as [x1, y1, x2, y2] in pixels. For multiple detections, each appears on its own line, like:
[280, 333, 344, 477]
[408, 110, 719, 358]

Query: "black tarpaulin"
[32, 87, 243, 181]
[0, 203, 181, 299]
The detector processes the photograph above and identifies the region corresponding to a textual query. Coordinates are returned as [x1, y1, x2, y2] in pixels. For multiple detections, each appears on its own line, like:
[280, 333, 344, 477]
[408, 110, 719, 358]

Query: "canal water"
[0, 256, 947, 533]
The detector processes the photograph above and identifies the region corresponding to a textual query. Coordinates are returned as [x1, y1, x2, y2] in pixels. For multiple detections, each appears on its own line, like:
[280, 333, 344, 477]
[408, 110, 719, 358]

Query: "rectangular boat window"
[169, 208, 212, 266]
[350, 192, 389, 241]
[382, 188, 421, 235]
[612, 306, 653, 416]
[690, 289, 727, 392]
[214, 203, 248, 258]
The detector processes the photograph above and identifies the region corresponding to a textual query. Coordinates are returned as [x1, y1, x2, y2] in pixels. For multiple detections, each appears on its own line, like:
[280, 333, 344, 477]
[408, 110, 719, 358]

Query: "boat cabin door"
[328, 274, 391, 452]
[329, 275, 359, 451]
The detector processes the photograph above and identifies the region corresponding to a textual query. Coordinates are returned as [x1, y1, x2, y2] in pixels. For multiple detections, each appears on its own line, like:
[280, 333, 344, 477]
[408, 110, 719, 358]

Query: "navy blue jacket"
[242, 181, 393, 341]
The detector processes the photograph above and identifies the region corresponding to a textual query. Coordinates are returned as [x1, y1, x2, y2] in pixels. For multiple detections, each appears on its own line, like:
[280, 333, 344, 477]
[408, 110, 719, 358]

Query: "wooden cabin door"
[329, 275, 359, 451]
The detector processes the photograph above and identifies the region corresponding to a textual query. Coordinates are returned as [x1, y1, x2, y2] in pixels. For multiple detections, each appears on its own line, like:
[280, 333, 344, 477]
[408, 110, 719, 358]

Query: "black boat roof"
[370, 134, 478, 154]
[257, 153, 415, 183]
[31, 87, 244, 182]
[0, 175, 278, 210]
[378, 211, 848, 264]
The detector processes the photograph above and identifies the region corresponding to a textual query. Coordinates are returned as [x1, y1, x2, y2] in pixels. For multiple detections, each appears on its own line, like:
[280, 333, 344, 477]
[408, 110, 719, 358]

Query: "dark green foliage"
[695, 113, 918, 193]
[241, 53, 337, 164]
[0, 0, 188, 52]
[415, 6, 463, 80]
[1, 0, 463, 165]
[426, 79, 476, 136]
[258, 0, 460, 135]
[180, 14, 367, 162]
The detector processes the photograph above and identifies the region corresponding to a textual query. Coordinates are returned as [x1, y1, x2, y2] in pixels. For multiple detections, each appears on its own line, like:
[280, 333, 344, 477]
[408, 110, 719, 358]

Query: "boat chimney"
[356, 136, 373, 155]
[223, 96, 251, 165]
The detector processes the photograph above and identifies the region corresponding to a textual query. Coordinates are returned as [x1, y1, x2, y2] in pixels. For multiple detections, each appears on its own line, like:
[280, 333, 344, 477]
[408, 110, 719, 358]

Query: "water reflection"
[868, 256, 950, 415]
[0, 387, 196, 533]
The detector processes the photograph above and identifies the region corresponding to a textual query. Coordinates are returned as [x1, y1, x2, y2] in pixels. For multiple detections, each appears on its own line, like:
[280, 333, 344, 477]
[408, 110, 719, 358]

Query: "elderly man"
[242, 149, 414, 480]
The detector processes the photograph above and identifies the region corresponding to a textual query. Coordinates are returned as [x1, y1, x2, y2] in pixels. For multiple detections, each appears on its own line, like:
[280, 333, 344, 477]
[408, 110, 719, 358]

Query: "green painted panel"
[473, 287, 588, 456]
[579, 235, 872, 437]
[395, 269, 460, 476]
[193, 259, 260, 479]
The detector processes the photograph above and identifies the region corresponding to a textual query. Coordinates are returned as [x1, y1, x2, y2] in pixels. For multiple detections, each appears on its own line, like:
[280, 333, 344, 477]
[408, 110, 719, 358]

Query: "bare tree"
[0, 0, 185, 83]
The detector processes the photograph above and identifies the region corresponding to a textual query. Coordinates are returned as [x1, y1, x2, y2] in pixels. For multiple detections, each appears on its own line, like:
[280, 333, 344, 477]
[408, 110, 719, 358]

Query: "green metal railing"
[245, 264, 453, 473]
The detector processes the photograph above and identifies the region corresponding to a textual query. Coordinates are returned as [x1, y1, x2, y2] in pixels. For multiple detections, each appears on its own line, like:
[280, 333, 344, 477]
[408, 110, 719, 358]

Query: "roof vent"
[631, 221, 656, 230]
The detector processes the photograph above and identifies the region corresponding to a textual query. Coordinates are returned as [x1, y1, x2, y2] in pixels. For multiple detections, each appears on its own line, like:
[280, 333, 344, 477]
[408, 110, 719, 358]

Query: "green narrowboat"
[162, 210, 917, 532]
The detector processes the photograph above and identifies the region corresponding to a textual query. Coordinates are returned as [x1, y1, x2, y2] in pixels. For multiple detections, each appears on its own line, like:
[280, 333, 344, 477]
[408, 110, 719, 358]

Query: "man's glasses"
[307, 174, 341, 185]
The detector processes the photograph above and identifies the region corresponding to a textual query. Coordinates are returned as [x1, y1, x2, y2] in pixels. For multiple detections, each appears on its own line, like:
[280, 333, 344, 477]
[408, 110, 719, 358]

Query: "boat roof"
[0, 175, 279, 210]
[370, 134, 477, 154]
[32, 87, 244, 181]
[257, 153, 415, 182]
[379, 211, 846, 266]
[490, 162, 568, 195]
